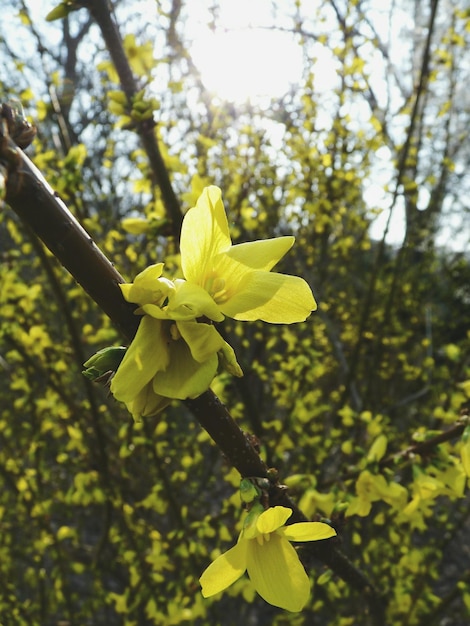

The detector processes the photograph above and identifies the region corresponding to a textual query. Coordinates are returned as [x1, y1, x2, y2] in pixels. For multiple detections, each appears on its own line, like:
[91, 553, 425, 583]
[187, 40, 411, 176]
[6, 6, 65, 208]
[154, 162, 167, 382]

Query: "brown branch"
[4, 149, 139, 338]
[380, 413, 469, 468]
[319, 413, 469, 490]
[2, 133, 385, 625]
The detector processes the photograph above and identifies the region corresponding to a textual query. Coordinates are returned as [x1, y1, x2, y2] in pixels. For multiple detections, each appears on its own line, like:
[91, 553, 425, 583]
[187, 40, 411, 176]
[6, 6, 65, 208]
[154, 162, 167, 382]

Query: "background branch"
[81, 0, 183, 238]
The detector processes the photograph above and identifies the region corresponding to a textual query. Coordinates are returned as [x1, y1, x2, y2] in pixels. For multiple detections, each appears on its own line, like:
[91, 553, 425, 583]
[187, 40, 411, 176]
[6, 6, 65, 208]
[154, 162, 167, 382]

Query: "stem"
[319, 414, 468, 490]
[380, 414, 469, 467]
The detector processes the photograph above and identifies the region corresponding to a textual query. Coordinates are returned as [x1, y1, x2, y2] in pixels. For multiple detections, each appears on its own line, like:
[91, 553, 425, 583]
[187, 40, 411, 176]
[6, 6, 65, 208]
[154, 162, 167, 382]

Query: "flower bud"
[82, 346, 127, 381]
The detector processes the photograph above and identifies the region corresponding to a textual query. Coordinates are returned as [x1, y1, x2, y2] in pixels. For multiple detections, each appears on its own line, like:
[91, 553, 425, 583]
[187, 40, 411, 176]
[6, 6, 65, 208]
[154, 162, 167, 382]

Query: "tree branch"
[319, 412, 469, 490]
[2, 130, 385, 625]
[80, 0, 183, 238]
[380, 412, 469, 468]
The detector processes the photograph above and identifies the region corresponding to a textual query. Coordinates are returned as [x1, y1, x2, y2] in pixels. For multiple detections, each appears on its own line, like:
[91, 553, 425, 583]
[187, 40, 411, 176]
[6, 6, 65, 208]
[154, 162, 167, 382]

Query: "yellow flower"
[110, 315, 222, 418]
[123, 34, 155, 78]
[199, 506, 336, 612]
[108, 185, 316, 417]
[110, 264, 240, 417]
[181, 186, 316, 323]
[346, 470, 408, 517]
[126, 377, 171, 420]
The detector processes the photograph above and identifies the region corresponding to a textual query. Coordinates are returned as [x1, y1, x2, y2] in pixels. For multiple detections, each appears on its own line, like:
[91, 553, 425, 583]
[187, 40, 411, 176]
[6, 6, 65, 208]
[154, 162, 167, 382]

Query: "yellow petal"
[134, 264, 165, 282]
[177, 321, 225, 363]
[121, 264, 173, 306]
[207, 237, 296, 307]
[247, 533, 311, 612]
[140, 303, 171, 320]
[110, 317, 169, 403]
[121, 217, 153, 235]
[127, 381, 170, 420]
[281, 521, 336, 542]
[141, 281, 224, 321]
[181, 186, 231, 285]
[167, 281, 224, 322]
[256, 506, 292, 534]
[345, 497, 372, 517]
[152, 339, 218, 399]
[367, 434, 388, 462]
[227, 237, 294, 271]
[207, 250, 253, 301]
[221, 271, 317, 323]
[200, 541, 248, 597]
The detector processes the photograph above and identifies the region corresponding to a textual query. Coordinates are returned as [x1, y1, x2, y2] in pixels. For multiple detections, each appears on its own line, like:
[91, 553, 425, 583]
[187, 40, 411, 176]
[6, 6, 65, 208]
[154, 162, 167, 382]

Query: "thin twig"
[380, 413, 469, 468]
[320, 413, 469, 489]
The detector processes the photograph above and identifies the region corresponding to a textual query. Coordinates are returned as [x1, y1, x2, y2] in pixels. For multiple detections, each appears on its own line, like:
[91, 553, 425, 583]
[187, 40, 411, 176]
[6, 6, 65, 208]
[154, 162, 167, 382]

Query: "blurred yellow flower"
[346, 470, 407, 517]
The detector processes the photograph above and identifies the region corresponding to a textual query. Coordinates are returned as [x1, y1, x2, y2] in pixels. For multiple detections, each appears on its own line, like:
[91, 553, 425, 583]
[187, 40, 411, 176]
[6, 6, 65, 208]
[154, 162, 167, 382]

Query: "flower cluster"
[88, 186, 316, 419]
[109, 264, 240, 419]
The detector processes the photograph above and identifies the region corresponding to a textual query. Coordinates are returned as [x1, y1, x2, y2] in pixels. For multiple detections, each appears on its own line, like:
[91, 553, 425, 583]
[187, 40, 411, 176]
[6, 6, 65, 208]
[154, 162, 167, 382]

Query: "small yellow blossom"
[199, 506, 336, 612]
[123, 34, 155, 78]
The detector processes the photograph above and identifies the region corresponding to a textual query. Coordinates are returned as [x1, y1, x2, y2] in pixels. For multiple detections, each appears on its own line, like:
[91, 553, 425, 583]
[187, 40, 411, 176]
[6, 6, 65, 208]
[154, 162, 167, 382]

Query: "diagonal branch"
[2, 132, 386, 625]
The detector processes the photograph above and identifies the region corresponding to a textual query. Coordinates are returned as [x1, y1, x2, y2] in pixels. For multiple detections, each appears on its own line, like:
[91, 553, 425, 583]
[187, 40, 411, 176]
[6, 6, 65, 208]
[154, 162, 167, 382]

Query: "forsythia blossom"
[96, 185, 316, 418]
[109, 263, 237, 419]
[346, 470, 408, 517]
[199, 505, 336, 612]
[181, 186, 316, 323]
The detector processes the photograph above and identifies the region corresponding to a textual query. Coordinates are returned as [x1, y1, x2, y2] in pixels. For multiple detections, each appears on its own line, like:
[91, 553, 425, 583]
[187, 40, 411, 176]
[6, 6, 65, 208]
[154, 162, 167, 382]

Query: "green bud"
[242, 501, 265, 534]
[82, 346, 127, 381]
[219, 341, 243, 377]
[240, 478, 260, 505]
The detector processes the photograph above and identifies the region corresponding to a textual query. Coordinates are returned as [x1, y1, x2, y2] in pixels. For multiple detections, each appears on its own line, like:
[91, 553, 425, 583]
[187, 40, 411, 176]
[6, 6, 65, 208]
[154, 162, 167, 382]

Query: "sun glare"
[186, 0, 343, 103]
[190, 27, 303, 102]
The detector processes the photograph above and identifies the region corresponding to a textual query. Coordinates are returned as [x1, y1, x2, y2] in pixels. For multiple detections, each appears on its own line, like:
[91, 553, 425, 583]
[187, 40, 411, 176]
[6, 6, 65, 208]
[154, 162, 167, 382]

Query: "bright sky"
[185, 0, 409, 246]
[187, 0, 338, 103]
[22, 1, 466, 249]
[190, 28, 303, 102]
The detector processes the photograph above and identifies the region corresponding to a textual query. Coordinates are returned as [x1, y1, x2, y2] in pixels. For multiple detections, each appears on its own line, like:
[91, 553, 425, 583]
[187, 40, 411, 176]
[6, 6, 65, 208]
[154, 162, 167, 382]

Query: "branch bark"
[2, 128, 386, 626]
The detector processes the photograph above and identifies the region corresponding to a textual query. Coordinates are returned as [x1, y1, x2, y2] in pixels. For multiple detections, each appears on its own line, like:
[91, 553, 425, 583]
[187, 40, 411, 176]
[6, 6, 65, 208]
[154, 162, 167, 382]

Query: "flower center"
[204, 274, 228, 304]
[169, 323, 181, 341]
[255, 533, 271, 546]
